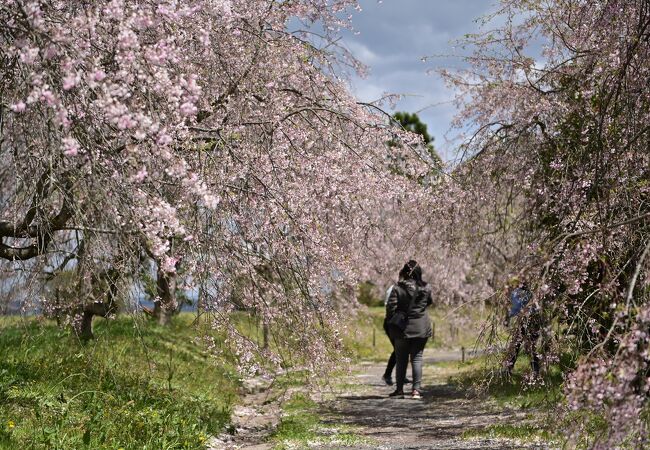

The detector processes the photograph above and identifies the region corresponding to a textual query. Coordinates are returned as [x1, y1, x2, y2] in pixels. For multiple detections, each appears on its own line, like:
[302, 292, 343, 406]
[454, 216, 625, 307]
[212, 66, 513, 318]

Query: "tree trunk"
[78, 310, 95, 341]
[76, 301, 115, 341]
[153, 267, 177, 326]
[152, 300, 175, 325]
[54, 287, 63, 327]
[74, 268, 119, 341]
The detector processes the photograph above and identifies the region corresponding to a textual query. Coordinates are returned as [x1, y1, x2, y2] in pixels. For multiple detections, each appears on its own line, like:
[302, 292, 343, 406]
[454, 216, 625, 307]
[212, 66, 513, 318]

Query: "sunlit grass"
[341, 305, 492, 363]
[438, 351, 566, 444]
[462, 423, 555, 442]
[270, 393, 372, 450]
[0, 313, 238, 449]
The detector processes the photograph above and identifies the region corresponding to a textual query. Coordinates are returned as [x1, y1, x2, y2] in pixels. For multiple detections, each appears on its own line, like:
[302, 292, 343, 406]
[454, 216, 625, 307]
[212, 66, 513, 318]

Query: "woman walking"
[384, 260, 432, 399]
[382, 282, 411, 386]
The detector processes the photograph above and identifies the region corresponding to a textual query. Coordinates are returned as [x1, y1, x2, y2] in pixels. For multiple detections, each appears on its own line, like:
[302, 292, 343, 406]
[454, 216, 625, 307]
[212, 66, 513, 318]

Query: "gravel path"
[211, 350, 557, 449]
[314, 351, 555, 449]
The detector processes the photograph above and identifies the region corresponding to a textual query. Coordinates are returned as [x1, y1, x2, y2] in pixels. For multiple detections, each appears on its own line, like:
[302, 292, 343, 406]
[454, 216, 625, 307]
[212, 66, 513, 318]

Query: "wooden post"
[263, 322, 269, 349]
[461, 346, 465, 363]
[372, 326, 376, 347]
[449, 323, 457, 343]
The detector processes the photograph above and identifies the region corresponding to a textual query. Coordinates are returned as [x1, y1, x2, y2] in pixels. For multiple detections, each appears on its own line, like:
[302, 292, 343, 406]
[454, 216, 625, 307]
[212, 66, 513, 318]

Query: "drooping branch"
[0, 175, 73, 261]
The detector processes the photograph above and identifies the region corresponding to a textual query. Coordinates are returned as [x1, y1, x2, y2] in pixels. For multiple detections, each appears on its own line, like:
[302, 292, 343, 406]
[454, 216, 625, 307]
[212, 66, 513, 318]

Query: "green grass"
[340, 307, 393, 362]
[0, 313, 238, 449]
[462, 423, 555, 441]
[450, 353, 565, 410]
[270, 393, 371, 450]
[341, 306, 489, 362]
[442, 354, 565, 444]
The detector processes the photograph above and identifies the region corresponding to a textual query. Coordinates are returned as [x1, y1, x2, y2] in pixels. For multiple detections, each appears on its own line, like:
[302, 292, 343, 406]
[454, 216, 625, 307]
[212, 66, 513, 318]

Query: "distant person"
[382, 282, 411, 386]
[385, 260, 433, 399]
[504, 280, 541, 377]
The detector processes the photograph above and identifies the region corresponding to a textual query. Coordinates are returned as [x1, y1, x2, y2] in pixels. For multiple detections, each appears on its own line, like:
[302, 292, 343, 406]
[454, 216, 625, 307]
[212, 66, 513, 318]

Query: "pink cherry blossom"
[61, 137, 80, 156]
[10, 101, 26, 112]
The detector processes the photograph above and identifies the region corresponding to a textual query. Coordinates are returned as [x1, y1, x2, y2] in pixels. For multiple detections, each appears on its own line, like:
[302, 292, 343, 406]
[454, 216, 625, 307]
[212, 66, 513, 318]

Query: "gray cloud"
[340, 0, 499, 161]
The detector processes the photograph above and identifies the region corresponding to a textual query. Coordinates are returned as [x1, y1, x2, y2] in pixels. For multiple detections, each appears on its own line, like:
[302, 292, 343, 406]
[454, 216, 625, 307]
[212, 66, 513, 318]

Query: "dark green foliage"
[357, 282, 383, 307]
[393, 111, 433, 144]
[393, 111, 442, 166]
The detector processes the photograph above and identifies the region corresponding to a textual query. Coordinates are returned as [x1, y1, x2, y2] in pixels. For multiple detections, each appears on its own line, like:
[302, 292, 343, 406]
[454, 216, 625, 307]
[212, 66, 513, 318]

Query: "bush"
[357, 282, 383, 307]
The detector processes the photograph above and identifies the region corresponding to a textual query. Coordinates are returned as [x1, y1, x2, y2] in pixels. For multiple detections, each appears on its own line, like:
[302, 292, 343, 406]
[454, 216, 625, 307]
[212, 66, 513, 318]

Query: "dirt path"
[211, 350, 557, 449]
[315, 351, 554, 449]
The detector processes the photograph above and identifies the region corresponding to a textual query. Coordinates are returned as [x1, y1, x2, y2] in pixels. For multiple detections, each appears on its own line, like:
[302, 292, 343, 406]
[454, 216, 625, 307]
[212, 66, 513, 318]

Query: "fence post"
[372, 326, 376, 347]
[263, 323, 269, 349]
[461, 346, 465, 363]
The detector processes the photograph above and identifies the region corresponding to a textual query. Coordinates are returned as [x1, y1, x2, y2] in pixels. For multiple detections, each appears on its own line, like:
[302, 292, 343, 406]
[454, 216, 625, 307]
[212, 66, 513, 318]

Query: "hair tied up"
[399, 260, 426, 287]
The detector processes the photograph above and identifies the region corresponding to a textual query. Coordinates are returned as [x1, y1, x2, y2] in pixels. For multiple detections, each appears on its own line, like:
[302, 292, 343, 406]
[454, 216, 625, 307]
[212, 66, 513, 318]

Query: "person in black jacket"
[382, 281, 411, 386]
[385, 260, 433, 399]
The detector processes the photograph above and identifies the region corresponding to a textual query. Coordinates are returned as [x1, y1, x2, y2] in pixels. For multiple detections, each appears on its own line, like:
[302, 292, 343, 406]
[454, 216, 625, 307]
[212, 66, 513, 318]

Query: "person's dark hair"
[399, 259, 426, 287]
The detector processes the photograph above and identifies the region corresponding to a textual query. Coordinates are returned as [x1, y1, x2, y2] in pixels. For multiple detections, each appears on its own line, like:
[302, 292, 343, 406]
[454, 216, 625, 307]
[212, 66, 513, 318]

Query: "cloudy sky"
[338, 0, 499, 161]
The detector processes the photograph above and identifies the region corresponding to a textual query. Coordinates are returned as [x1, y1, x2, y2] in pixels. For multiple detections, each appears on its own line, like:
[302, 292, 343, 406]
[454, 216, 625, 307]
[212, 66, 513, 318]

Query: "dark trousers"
[506, 320, 540, 375]
[383, 323, 395, 378]
[383, 328, 408, 379]
[394, 336, 427, 392]
[384, 347, 397, 379]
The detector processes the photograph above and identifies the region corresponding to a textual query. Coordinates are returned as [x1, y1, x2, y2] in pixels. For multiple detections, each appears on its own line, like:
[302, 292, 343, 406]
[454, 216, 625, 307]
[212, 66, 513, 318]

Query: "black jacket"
[385, 280, 433, 339]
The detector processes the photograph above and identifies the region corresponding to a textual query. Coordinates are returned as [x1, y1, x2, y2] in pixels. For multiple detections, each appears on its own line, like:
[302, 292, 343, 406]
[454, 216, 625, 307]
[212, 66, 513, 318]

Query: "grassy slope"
[0, 314, 238, 450]
[445, 356, 564, 443]
[0, 304, 572, 449]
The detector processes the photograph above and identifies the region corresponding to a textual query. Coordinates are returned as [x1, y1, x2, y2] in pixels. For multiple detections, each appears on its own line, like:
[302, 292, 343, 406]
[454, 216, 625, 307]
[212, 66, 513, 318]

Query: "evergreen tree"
[393, 111, 442, 166]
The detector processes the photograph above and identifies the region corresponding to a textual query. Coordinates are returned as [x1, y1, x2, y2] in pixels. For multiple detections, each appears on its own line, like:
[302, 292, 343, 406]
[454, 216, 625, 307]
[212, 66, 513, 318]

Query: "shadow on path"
[314, 350, 554, 450]
[210, 349, 556, 450]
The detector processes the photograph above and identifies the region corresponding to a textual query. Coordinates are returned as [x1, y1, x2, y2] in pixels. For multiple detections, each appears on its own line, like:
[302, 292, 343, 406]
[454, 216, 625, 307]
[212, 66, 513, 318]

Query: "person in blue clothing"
[504, 280, 541, 376]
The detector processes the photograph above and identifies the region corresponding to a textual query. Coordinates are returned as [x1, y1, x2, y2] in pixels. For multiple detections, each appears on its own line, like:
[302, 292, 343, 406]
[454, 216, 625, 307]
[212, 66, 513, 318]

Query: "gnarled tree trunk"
[77, 301, 116, 341]
[153, 266, 177, 326]
[75, 269, 119, 341]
